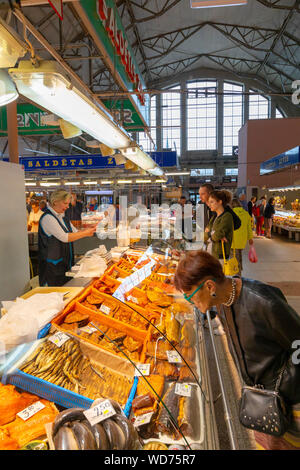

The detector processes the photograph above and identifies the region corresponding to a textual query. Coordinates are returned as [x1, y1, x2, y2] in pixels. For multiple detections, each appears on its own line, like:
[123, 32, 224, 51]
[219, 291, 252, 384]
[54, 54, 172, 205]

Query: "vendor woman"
[38, 190, 98, 287]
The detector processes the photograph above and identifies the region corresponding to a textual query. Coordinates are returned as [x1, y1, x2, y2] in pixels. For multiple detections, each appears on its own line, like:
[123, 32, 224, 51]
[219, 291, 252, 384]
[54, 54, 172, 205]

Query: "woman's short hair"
[232, 198, 242, 208]
[174, 250, 225, 292]
[49, 190, 71, 206]
[268, 197, 275, 205]
[209, 189, 232, 207]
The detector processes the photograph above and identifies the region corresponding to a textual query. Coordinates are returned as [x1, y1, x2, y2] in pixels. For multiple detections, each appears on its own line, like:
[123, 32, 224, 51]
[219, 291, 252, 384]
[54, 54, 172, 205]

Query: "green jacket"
[204, 211, 233, 259]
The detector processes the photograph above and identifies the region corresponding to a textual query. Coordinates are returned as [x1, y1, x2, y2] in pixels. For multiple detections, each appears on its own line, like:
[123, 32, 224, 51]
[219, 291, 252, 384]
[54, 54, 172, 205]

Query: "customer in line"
[247, 196, 257, 217]
[174, 250, 300, 450]
[238, 193, 248, 211]
[38, 190, 97, 287]
[27, 199, 44, 233]
[199, 183, 241, 232]
[231, 198, 254, 276]
[254, 196, 266, 236]
[204, 190, 234, 261]
[264, 197, 276, 239]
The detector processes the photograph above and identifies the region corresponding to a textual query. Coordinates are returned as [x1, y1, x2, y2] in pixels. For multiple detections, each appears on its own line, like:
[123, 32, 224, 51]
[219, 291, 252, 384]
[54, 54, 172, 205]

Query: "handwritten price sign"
[83, 400, 116, 426]
[17, 401, 45, 421]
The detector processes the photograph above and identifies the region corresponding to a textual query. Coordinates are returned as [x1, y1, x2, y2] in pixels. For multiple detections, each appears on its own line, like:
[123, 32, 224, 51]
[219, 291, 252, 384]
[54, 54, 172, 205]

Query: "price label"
[80, 326, 97, 335]
[175, 383, 192, 397]
[83, 400, 116, 426]
[100, 304, 111, 315]
[166, 350, 182, 364]
[134, 363, 150, 377]
[48, 332, 70, 348]
[17, 401, 45, 421]
[134, 412, 153, 427]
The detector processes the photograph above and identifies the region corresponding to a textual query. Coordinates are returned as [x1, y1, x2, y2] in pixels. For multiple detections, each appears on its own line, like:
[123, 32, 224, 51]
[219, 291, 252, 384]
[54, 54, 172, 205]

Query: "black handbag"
[223, 306, 291, 437]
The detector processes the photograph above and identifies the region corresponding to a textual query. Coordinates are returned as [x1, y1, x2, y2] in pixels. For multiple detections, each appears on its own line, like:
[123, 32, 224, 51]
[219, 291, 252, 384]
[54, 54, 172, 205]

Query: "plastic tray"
[4, 368, 136, 418]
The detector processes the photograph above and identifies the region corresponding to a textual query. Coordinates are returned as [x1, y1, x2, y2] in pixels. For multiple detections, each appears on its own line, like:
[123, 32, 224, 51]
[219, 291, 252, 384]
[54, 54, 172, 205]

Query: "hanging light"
[0, 70, 19, 107]
[9, 61, 131, 149]
[191, 0, 247, 7]
[120, 142, 163, 175]
[0, 17, 27, 68]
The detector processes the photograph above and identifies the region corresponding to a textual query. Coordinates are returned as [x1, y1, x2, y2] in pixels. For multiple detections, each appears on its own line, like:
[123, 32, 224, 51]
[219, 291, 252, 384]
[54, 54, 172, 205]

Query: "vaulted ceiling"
[2, 0, 300, 159]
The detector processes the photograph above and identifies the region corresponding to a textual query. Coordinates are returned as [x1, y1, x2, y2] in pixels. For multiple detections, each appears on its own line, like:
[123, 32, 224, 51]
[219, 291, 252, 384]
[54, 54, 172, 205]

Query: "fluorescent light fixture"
[118, 180, 132, 184]
[0, 69, 19, 106]
[165, 171, 190, 176]
[191, 0, 247, 7]
[120, 143, 161, 174]
[83, 181, 98, 185]
[136, 179, 152, 183]
[9, 61, 131, 149]
[40, 182, 59, 187]
[269, 186, 300, 191]
[101, 180, 113, 184]
[156, 179, 167, 183]
[64, 181, 80, 186]
[25, 182, 36, 186]
[0, 17, 27, 68]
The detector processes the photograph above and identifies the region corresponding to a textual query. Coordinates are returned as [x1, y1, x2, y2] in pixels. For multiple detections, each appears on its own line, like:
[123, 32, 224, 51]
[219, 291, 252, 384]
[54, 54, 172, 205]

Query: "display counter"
[273, 209, 300, 241]
[0, 243, 227, 450]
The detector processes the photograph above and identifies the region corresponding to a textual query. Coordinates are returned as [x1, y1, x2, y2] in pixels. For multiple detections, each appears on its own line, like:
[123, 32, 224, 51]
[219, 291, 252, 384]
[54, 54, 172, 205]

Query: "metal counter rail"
[205, 309, 239, 450]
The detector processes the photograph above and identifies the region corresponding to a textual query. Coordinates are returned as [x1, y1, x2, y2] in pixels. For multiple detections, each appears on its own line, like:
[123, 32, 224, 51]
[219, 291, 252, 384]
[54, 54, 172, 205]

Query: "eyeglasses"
[183, 278, 216, 304]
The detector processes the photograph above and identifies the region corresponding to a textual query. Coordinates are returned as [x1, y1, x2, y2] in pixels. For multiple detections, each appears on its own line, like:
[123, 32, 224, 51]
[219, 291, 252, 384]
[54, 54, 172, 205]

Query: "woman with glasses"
[174, 250, 300, 450]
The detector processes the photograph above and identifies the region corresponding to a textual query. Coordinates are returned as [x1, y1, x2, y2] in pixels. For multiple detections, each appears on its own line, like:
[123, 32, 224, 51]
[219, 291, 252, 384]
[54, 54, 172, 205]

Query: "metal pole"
[205, 309, 239, 450]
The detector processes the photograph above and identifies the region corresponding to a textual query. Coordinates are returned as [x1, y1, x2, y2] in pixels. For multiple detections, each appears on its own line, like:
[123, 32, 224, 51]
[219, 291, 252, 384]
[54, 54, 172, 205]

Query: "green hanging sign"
[102, 98, 145, 132]
[0, 103, 61, 137]
[77, 0, 149, 127]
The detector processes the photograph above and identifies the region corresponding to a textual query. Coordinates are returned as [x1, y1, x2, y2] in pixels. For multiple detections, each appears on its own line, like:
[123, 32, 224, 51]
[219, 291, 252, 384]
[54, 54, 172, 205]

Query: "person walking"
[231, 198, 254, 276]
[174, 250, 300, 450]
[264, 197, 276, 239]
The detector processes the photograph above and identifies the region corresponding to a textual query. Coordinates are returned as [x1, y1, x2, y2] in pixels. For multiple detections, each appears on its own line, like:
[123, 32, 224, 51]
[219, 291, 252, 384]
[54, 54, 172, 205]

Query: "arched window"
[249, 90, 269, 119]
[223, 82, 243, 156]
[137, 95, 157, 152]
[162, 85, 181, 154]
[187, 80, 217, 151]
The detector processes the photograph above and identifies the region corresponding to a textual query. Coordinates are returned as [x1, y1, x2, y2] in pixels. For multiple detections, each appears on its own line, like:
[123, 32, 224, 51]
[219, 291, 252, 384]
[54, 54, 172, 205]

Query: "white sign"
[100, 304, 111, 315]
[134, 412, 153, 427]
[134, 363, 150, 377]
[113, 258, 156, 301]
[83, 400, 116, 426]
[80, 326, 97, 335]
[166, 350, 182, 364]
[48, 332, 70, 348]
[17, 401, 46, 421]
[175, 383, 192, 397]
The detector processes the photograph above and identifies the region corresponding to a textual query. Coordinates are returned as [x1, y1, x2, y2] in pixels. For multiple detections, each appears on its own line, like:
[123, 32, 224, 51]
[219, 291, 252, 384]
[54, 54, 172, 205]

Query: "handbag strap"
[221, 240, 227, 263]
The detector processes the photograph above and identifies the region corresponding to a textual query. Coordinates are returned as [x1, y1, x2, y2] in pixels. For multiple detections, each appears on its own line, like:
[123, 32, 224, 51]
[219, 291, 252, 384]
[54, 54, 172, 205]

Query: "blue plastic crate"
[4, 370, 93, 409]
[3, 369, 137, 416]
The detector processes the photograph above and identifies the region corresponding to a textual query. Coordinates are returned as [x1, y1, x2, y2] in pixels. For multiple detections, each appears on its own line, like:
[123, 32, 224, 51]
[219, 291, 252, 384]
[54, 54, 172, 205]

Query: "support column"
[181, 80, 187, 160]
[7, 101, 19, 164]
[270, 97, 276, 119]
[156, 94, 162, 151]
[244, 85, 249, 125]
[217, 79, 223, 158]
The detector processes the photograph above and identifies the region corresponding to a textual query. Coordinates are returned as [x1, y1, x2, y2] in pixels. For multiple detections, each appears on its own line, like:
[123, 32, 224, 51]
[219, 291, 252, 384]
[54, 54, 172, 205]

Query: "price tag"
[166, 350, 182, 364]
[100, 304, 111, 315]
[134, 363, 150, 377]
[175, 383, 192, 397]
[80, 326, 97, 335]
[48, 332, 70, 348]
[134, 412, 153, 427]
[17, 401, 45, 421]
[83, 400, 116, 426]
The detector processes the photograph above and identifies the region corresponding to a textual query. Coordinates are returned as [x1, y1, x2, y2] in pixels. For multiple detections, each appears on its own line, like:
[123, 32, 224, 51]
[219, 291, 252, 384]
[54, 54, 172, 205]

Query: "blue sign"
[19, 155, 118, 171]
[260, 147, 300, 175]
[18, 151, 177, 172]
[151, 151, 177, 167]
